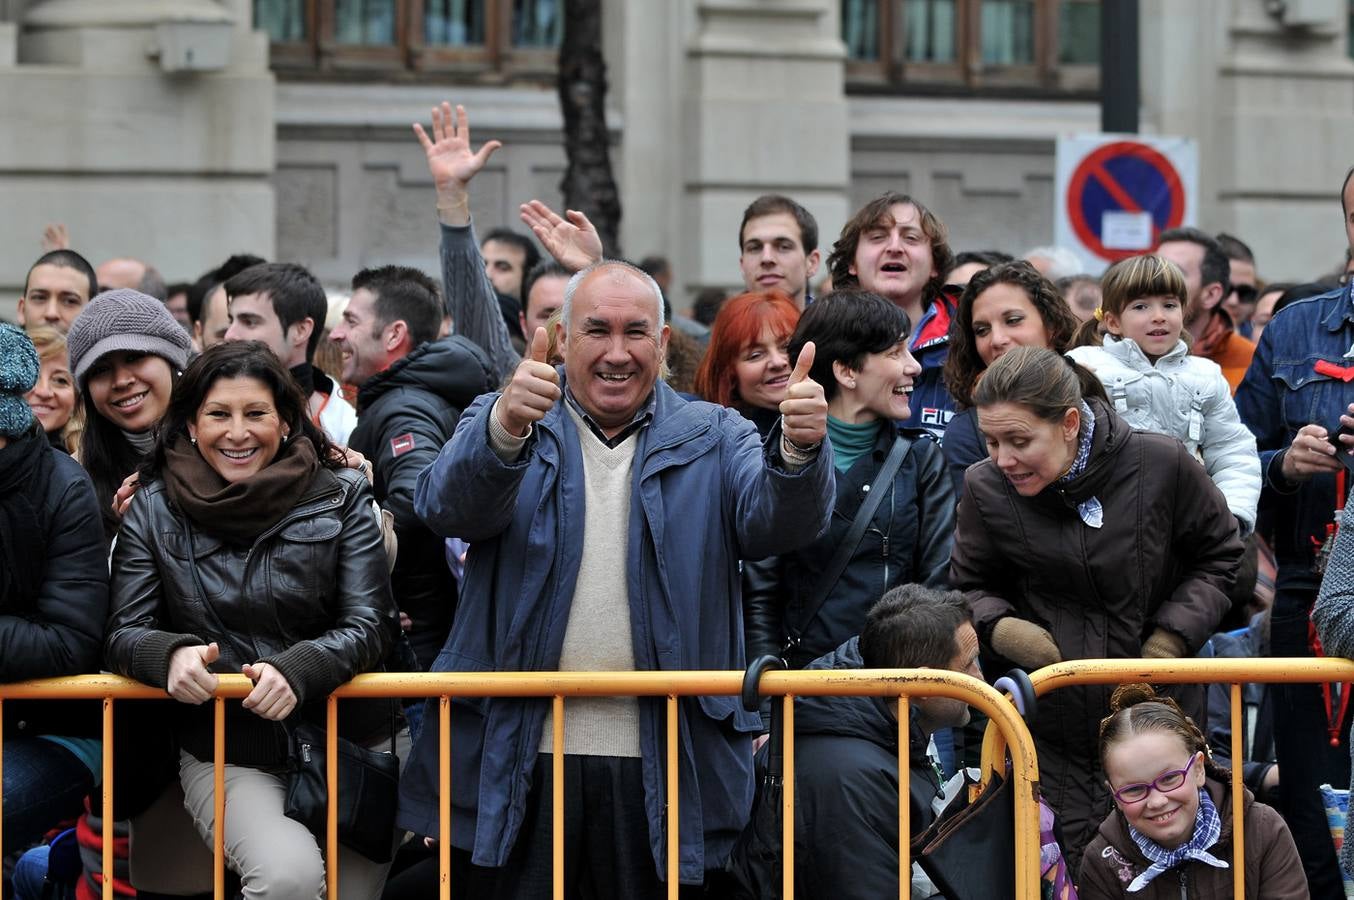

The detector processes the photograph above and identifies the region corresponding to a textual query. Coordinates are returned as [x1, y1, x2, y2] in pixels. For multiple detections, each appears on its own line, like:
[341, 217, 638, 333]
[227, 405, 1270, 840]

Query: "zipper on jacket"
[1178, 868, 1187, 899]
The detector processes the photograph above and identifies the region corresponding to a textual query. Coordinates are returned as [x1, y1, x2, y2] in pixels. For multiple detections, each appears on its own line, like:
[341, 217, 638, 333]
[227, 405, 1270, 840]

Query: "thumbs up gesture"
[779, 341, 828, 449]
[496, 327, 562, 437]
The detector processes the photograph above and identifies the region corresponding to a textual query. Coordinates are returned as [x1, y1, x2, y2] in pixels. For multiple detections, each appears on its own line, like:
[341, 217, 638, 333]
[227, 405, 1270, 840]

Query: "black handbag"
[909, 670, 1045, 900]
[282, 718, 400, 863]
[183, 523, 401, 863]
[911, 770, 1015, 900]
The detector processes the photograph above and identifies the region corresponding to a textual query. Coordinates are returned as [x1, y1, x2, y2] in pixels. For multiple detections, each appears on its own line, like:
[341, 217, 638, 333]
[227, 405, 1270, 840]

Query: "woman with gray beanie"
[67, 288, 192, 544]
[0, 323, 110, 850]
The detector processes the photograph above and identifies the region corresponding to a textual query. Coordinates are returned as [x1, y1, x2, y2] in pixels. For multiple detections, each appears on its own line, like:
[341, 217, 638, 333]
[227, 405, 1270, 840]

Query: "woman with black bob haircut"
[942, 261, 1092, 497]
[105, 340, 401, 899]
[949, 345, 1243, 867]
[743, 290, 954, 668]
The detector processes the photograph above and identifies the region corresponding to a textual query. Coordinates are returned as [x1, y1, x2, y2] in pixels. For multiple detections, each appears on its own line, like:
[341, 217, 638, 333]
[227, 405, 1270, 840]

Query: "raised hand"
[496, 327, 562, 437]
[242, 662, 298, 721]
[519, 200, 603, 272]
[167, 642, 220, 705]
[112, 471, 141, 519]
[779, 341, 828, 449]
[413, 102, 501, 225]
[42, 223, 69, 252]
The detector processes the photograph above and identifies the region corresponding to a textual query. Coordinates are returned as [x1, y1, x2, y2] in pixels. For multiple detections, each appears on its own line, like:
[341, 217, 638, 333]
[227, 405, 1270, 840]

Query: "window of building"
[842, 0, 1100, 95]
[255, 0, 562, 80]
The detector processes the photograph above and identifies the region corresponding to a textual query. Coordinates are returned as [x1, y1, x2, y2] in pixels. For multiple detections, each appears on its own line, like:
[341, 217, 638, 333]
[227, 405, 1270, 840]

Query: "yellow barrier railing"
[982, 657, 1354, 900]
[0, 669, 1042, 900]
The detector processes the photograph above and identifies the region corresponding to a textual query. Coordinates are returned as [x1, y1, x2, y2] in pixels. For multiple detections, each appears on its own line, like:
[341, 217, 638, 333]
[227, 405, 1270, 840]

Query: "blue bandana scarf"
[1125, 787, 1227, 892]
[1057, 401, 1103, 528]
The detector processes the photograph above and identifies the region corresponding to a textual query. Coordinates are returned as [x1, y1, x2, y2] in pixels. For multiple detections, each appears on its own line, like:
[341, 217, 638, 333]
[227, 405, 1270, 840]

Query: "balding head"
[558, 259, 670, 437]
[97, 257, 167, 301]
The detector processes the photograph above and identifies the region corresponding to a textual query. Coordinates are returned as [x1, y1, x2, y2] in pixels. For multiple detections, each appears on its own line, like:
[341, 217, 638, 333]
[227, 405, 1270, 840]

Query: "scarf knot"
[1057, 401, 1102, 528]
[162, 433, 325, 546]
[1126, 787, 1227, 892]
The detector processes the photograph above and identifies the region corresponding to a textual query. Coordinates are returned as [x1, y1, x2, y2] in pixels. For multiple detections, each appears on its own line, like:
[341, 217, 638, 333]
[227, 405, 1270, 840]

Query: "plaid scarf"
[1057, 401, 1102, 528]
[1126, 787, 1227, 892]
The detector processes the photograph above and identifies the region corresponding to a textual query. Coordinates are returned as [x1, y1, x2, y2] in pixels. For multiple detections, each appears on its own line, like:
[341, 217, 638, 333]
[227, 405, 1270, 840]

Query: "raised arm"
[416, 102, 519, 383]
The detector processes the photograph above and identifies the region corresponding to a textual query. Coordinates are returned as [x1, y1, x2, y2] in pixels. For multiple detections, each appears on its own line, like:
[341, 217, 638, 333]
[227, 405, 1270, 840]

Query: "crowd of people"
[4, 99, 1354, 899]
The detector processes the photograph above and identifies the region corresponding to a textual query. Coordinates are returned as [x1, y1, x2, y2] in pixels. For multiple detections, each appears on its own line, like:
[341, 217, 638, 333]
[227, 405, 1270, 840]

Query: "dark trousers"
[383, 754, 705, 900]
[1271, 578, 1351, 900]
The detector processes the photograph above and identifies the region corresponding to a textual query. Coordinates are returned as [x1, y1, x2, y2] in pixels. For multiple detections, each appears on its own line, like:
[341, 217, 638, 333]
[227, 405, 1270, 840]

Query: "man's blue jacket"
[1236, 282, 1354, 572]
[400, 374, 835, 883]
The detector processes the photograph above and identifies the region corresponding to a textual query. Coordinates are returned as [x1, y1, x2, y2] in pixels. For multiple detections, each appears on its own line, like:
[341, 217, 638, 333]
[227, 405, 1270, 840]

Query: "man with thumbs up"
[403, 259, 835, 898]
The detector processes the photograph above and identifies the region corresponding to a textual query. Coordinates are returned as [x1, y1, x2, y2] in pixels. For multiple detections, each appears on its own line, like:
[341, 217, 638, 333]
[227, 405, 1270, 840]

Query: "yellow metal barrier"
[0, 669, 1041, 900]
[984, 657, 1354, 900]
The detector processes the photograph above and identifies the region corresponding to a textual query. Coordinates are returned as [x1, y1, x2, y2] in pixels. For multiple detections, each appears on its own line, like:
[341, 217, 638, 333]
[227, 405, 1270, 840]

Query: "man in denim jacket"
[1235, 172, 1354, 898]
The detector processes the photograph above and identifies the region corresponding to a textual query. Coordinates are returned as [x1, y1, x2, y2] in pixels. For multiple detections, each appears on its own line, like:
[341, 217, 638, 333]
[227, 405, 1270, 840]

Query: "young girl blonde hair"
[1072, 255, 1191, 349]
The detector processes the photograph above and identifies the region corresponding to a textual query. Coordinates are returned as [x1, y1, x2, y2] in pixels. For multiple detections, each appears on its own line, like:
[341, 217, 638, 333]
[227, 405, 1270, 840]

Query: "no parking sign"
[1054, 134, 1198, 274]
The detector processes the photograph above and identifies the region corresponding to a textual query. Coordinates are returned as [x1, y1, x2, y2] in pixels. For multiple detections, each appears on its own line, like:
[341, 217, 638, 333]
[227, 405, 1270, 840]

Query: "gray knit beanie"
[68, 289, 193, 390]
[0, 323, 39, 438]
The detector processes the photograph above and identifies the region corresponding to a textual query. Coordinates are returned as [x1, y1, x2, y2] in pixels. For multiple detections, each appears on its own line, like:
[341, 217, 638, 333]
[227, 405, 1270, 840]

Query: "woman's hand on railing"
[241, 662, 297, 721]
[167, 642, 221, 704]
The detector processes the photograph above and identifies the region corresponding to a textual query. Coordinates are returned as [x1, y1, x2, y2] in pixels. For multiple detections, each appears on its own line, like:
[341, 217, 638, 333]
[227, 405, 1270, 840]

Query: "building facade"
[2, 0, 1352, 318]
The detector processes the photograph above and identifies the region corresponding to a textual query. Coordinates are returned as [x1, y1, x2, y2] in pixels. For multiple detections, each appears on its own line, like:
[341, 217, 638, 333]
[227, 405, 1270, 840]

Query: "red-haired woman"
[693, 290, 801, 434]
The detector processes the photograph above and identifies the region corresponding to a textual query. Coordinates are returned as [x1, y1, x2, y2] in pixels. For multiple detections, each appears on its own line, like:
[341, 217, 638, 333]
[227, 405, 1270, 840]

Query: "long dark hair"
[139, 341, 341, 482]
[80, 363, 176, 542]
[944, 261, 1080, 408]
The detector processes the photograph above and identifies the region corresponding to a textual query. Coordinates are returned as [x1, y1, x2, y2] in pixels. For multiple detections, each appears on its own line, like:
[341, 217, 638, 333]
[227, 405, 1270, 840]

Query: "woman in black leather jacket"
[105, 341, 400, 899]
[743, 291, 954, 667]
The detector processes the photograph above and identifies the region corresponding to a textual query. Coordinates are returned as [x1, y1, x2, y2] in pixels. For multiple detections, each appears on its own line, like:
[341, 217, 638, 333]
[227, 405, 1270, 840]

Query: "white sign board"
[1054, 133, 1198, 275]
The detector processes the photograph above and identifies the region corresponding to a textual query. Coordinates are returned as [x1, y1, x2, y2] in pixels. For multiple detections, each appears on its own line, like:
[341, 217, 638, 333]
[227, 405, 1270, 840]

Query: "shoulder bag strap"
[785, 436, 910, 655]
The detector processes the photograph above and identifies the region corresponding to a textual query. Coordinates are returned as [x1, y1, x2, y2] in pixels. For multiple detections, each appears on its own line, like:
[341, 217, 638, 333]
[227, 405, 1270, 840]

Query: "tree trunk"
[557, 0, 622, 256]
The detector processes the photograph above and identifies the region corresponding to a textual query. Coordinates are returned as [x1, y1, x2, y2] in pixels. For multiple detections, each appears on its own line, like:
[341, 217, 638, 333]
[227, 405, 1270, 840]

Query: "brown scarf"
[163, 433, 325, 546]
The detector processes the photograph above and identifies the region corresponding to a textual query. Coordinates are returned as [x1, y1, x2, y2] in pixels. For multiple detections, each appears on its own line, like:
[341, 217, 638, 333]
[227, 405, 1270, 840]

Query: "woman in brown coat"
[949, 346, 1243, 866]
[1079, 684, 1307, 899]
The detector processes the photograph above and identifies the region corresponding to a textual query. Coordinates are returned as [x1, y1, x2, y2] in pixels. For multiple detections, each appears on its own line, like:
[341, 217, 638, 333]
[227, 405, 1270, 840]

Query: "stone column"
[1141, 0, 1354, 280]
[613, 0, 850, 308]
[0, 0, 275, 301]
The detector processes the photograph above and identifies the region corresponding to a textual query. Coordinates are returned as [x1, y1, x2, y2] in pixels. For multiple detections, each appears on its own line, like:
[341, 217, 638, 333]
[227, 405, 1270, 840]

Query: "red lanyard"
[1311, 468, 1349, 747]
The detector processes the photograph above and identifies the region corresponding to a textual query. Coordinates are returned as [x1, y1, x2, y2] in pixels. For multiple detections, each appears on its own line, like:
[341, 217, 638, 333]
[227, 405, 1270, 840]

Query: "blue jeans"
[3, 738, 94, 852]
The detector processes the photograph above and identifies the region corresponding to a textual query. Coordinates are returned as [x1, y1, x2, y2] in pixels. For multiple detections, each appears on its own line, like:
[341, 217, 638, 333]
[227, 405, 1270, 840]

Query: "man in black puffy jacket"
[331, 265, 496, 669]
[794, 584, 981, 900]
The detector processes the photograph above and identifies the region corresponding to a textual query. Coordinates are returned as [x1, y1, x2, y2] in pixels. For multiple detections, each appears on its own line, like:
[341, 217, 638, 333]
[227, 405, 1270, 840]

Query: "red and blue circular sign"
[1065, 141, 1186, 262]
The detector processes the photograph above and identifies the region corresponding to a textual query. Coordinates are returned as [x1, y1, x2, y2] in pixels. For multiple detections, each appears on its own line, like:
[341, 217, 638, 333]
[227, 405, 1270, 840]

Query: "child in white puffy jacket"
[1067, 254, 1260, 534]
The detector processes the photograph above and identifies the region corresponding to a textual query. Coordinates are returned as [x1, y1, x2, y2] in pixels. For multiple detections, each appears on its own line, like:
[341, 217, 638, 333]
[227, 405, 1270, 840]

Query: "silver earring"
[190, 437, 197, 445]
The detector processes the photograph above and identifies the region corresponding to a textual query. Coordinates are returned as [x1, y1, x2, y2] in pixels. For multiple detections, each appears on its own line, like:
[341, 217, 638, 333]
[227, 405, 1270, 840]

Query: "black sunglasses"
[1231, 284, 1258, 305]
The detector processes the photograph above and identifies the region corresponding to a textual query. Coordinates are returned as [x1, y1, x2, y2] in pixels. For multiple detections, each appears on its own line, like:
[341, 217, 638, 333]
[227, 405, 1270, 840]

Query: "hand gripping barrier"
[0, 670, 1042, 900]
